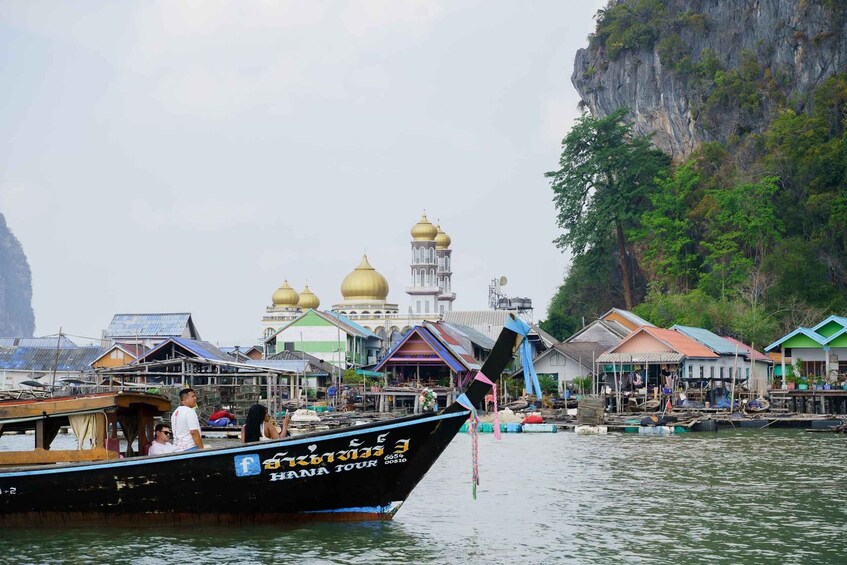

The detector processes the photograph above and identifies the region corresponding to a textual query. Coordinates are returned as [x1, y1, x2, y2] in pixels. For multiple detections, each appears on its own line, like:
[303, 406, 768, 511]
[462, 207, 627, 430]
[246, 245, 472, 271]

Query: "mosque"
[261, 213, 456, 351]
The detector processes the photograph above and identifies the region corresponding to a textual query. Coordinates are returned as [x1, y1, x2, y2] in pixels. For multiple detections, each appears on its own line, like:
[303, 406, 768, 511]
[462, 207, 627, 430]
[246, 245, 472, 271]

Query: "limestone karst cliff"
[572, 0, 847, 160]
[0, 211, 35, 336]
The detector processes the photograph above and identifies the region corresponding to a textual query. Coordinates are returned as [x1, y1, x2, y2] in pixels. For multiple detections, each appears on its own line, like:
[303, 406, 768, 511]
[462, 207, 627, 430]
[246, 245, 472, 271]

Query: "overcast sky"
[0, 1, 606, 346]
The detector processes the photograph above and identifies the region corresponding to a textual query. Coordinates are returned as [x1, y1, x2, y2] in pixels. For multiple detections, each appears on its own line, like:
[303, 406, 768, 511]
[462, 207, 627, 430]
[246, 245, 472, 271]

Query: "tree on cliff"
[545, 108, 670, 310]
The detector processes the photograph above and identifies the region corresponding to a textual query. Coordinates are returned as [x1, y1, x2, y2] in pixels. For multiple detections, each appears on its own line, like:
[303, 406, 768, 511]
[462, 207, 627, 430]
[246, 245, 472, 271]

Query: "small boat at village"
[743, 397, 770, 413]
[0, 317, 529, 526]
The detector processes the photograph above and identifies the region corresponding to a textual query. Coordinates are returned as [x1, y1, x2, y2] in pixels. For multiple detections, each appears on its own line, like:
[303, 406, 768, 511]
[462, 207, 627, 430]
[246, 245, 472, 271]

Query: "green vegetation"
[545, 108, 670, 310]
[541, 73, 847, 345]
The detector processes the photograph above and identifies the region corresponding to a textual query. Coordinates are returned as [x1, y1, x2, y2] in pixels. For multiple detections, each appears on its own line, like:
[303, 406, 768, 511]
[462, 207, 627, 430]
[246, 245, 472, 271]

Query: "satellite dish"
[499, 276, 508, 286]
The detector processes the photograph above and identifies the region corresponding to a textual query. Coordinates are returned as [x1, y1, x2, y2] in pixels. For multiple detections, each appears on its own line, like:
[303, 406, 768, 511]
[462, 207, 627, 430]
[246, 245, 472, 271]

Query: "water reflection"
[2, 430, 845, 564]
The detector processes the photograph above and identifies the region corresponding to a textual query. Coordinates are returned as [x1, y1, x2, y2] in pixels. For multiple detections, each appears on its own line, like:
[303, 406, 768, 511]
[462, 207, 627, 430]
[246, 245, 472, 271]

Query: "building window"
[719, 367, 724, 379]
[440, 304, 445, 314]
[688, 364, 692, 378]
[414, 248, 419, 263]
[699, 366, 704, 378]
[416, 300, 421, 313]
[710, 366, 714, 378]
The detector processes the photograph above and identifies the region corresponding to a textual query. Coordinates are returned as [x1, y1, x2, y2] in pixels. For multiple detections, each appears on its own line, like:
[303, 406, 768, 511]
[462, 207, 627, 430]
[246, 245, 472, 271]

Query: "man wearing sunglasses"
[148, 423, 175, 456]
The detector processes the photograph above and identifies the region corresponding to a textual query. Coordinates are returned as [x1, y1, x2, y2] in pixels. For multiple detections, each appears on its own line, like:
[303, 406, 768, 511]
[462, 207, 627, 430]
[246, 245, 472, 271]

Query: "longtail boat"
[0, 316, 530, 526]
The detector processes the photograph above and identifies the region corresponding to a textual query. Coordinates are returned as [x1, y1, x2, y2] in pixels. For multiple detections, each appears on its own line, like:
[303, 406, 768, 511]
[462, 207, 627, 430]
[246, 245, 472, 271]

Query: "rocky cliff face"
[0, 212, 35, 336]
[572, 0, 847, 161]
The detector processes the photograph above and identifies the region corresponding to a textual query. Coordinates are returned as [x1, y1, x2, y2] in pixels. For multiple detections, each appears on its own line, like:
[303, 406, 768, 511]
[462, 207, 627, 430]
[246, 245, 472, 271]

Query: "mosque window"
[416, 300, 421, 313]
[430, 269, 435, 282]
[424, 272, 430, 286]
[414, 248, 420, 263]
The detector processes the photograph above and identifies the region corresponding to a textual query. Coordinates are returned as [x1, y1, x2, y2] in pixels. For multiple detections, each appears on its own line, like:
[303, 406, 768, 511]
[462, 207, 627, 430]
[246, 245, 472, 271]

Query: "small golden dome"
[272, 280, 300, 307]
[297, 285, 320, 309]
[435, 225, 451, 250]
[340, 255, 389, 301]
[411, 213, 438, 241]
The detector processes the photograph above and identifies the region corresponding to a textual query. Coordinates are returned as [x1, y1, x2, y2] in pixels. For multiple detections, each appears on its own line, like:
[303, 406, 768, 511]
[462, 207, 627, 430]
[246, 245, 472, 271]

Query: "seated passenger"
[148, 423, 175, 456]
[241, 404, 290, 443]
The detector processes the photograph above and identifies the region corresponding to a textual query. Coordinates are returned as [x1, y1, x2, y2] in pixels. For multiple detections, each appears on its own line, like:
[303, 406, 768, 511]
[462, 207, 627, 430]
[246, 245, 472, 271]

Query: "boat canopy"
[0, 392, 171, 467]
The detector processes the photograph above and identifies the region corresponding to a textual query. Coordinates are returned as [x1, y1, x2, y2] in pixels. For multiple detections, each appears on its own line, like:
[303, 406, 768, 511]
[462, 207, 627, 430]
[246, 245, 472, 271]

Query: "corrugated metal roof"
[553, 341, 608, 362]
[104, 313, 197, 339]
[137, 337, 232, 363]
[613, 327, 719, 359]
[0, 346, 103, 371]
[765, 327, 827, 351]
[567, 319, 630, 344]
[321, 310, 379, 339]
[0, 337, 77, 348]
[424, 322, 483, 370]
[721, 336, 771, 362]
[268, 350, 336, 374]
[442, 310, 514, 341]
[374, 327, 467, 373]
[597, 351, 686, 364]
[438, 322, 496, 350]
[246, 359, 309, 373]
[672, 325, 738, 355]
[608, 308, 655, 327]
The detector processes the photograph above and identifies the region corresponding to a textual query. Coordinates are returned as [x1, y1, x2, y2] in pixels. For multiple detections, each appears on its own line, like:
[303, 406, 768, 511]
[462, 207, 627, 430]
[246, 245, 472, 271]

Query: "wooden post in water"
[730, 344, 739, 412]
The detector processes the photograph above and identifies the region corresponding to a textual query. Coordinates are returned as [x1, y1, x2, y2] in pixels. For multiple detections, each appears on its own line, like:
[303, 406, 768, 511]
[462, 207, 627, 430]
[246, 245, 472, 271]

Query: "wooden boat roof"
[0, 392, 171, 423]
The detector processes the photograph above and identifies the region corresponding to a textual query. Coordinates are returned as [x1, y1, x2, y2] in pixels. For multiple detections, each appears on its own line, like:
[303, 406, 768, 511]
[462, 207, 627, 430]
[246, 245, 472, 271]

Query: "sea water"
[1, 430, 845, 564]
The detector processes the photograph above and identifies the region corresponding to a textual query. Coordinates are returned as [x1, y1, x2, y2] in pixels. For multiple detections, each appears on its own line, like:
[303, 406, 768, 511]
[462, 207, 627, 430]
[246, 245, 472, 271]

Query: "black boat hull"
[0, 317, 527, 525]
[0, 410, 468, 525]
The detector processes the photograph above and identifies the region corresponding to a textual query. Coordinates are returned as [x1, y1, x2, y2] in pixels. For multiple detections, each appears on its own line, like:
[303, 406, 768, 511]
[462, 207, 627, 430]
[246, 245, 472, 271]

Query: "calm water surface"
[1, 429, 845, 564]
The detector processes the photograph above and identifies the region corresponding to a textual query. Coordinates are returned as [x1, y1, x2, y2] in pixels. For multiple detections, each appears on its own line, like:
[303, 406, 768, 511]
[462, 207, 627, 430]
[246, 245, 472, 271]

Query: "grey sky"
[0, 1, 605, 346]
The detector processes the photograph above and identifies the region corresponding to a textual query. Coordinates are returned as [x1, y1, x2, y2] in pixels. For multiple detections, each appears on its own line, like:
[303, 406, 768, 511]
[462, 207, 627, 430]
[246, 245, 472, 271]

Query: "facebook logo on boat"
[234, 454, 261, 477]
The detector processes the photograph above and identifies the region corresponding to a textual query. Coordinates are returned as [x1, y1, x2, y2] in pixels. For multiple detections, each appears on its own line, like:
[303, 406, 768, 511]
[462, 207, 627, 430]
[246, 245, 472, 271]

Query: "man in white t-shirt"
[148, 423, 176, 456]
[171, 388, 204, 452]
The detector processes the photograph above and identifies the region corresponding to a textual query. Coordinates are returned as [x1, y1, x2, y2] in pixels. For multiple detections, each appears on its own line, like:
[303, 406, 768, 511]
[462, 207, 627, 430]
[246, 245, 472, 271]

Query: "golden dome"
[340, 255, 389, 301]
[297, 285, 320, 309]
[272, 280, 300, 307]
[435, 225, 451, 250]
[411, 213, 438, 241]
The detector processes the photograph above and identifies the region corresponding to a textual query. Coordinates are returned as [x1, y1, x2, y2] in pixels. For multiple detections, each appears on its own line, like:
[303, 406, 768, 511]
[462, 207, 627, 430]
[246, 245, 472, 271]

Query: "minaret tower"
[406, 213, 440, 316]
[434, 224, 455, 314]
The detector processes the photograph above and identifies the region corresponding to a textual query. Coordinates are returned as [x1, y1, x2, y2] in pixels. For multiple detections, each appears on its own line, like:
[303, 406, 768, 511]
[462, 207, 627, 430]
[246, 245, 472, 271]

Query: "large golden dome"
[435, 225, 451, 250]
[272, 280, 300, 307]
[340, 255, 389, 301]
[411, 213, 438, 241]
[297, 285, 320, 309]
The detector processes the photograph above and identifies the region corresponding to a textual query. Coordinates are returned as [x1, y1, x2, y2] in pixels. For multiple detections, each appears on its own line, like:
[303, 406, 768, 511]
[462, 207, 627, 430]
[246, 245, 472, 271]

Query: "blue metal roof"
[0, 337, 77, 348]
[672, 325, 738, 355]
[811, 315, 847, 333]
[0, 346, 103, 371]
[104, 313, 197, 339]
[138, 337, 232, 363]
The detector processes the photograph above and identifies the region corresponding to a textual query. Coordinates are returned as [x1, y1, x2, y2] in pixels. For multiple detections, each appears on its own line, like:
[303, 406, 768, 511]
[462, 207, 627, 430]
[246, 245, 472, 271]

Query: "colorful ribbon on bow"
[456, 393, 480, 499]
[504, 316, 542, 399]
[474, 372, 501, 440]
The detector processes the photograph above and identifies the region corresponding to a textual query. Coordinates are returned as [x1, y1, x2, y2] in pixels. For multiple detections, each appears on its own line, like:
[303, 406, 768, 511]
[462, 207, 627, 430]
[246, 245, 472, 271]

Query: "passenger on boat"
[148, 423, 175, 456]
[172, 388, 204, 452]
[241, 404, 290, 443]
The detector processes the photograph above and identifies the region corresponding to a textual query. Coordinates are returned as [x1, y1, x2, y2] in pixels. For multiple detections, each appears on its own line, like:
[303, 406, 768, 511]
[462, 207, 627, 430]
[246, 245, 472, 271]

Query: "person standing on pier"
[172, 388, 204, 452]
[148, 423, 175, 456]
